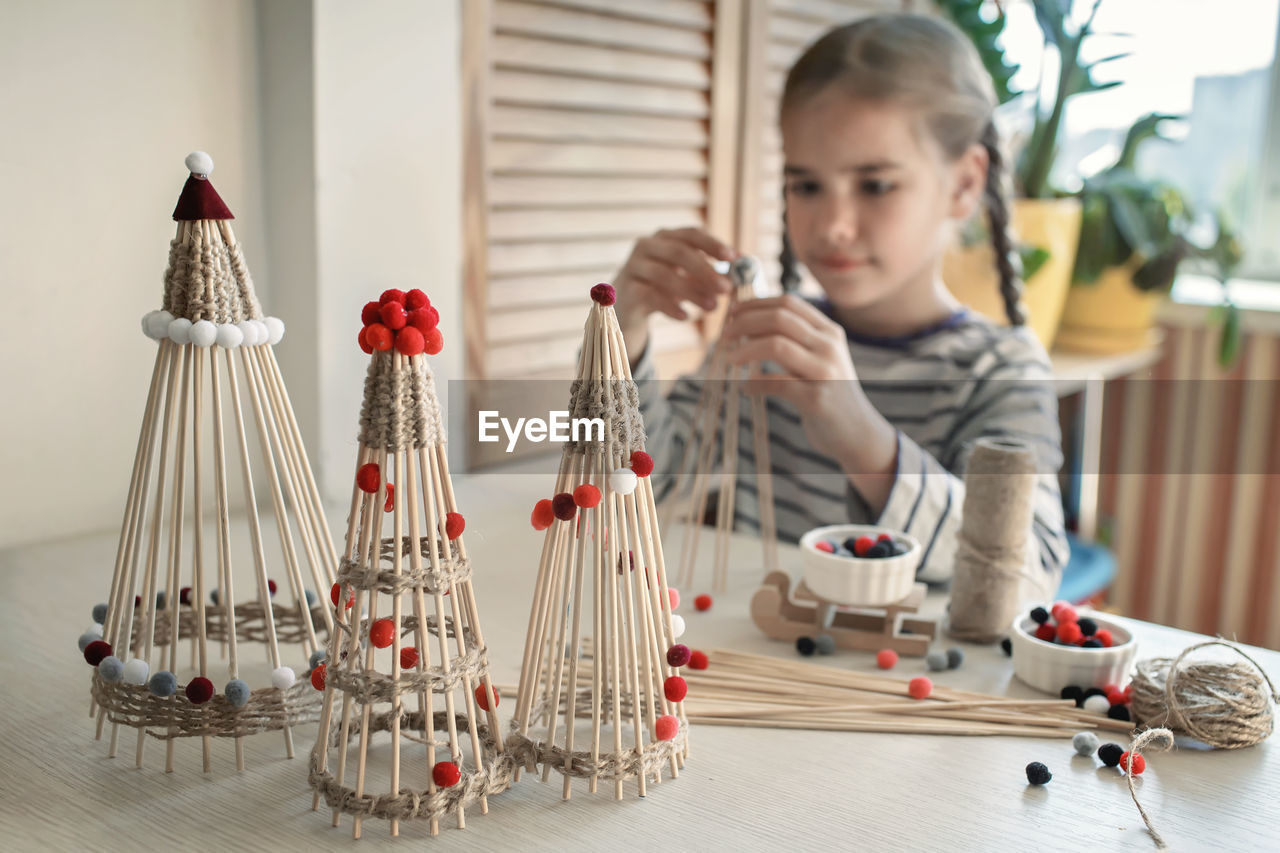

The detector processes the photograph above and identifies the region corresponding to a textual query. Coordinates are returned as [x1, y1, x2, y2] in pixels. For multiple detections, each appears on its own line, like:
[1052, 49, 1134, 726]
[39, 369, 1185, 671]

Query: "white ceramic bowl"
[1009, 611, 1138, 694]
[798, 524, 921, 607]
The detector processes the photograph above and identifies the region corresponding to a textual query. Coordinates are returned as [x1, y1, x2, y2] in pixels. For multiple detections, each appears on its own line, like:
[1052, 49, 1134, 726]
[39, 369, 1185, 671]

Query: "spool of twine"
[1129, 640, 1278, 749]
[947, 437, 1038, 642]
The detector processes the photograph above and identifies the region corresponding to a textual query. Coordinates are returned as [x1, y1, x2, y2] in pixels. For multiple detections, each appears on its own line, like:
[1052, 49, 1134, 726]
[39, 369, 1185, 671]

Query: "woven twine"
[1121, 727, 1176, 849]
[358, 351, 442, 451]
[947, 438, 1043, 642]
[506, 688, 686, 781]
[334, 536, 472, 597]
[161, 227, 262, 324]
[310, 710, 521, 823]
[92, 676, 321, 740]
[1129, 640, 1278, 749]
[564, 378, 646, 454]
[127, 602, 322, 655]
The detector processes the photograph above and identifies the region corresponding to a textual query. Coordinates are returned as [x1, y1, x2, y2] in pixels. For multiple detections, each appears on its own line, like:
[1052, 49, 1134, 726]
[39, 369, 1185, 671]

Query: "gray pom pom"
[814, 634, 837, 655]
[210, 588, 220, 605]
[92, 603, 109, 624]
[78, 632, 101, 652]
[1073, 730, 1100, 756]
[926, 650, 949, 672]
[225, 679, 251, 707]
[309, 649, 327, 669]
[98, 656, 124, 682]
[946, 647, 965, 669]
[304, 589, 318, 607]
[148, 671, 178, 697]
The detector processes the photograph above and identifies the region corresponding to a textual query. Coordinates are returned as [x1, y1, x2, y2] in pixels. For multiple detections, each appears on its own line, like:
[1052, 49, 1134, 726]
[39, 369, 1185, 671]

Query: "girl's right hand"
[614, 227, 736, 354]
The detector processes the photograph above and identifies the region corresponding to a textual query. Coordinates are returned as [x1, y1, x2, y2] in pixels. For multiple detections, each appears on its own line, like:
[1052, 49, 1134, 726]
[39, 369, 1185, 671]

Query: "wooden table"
[2, 461, 1275, 852]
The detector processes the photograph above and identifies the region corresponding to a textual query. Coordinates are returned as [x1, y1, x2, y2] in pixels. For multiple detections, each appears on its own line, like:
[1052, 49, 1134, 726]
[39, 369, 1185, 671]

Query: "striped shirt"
[632, 305, 1069, 594]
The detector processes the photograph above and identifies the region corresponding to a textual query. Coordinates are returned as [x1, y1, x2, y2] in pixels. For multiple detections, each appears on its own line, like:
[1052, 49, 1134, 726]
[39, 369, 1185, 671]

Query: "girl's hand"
[614, 227, 735, 358]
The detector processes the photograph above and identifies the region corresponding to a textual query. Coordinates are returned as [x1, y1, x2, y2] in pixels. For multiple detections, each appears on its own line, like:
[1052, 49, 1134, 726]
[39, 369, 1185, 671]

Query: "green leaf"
[1218, 302, 1242, 368]
[1021, 246, 1052, 282]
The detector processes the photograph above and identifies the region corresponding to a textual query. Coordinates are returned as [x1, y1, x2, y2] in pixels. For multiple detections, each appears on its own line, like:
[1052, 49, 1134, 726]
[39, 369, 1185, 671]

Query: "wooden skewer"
[402, 439, 438, 836]
[351, 443, 388, 839]
[209, 348, 244, 768]
[162, 343, 194, 774]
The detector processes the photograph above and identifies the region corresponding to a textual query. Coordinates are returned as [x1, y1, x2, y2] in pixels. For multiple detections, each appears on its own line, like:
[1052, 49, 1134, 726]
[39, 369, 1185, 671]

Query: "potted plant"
[941, 0, 1124, 350]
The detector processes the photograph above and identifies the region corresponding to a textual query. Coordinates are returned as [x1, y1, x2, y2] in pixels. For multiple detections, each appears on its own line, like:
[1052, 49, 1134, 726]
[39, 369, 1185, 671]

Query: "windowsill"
[1170, 273, 1280, 313]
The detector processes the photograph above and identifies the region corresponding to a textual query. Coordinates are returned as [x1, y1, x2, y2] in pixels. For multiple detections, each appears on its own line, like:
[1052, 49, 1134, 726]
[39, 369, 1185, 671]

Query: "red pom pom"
[370, 618, 395, 649]
[1033, 623, 1057, 643]
[688, 650, 709, 670]
[854, 536, 875, 557]
[590, 283, 616, 306]
[445, 512, 465, 539]
[475, 684, 500, 711]
[1119, 752, 1145, 774]
[330, 582, 354, 610]
[180, 586, 192, 605]
[876, 533, 893, 543]
[551, 493, 576, 521]
[361, 301, 382, 326]
[84, 640, 112, 666]
[1106, 688, 1125, 706]
[664, 675, 688, 702]
[357, 326, 373, 354]
[694, 594, 713, 612]
[876, 648, 898, 669]
[1051, 601, 1076, 623]
[407, 307, 438, 333]
[1056, 621, 1083, 645]
[395, 326, 425, 356]
[186, 676, 215, 704]
[1122, 683, 1133, 703]
[666, 644, 691, 667]
[573, 484, 602, 508]
[908, 676, 933, 700]
[531, 499, 555, 530]
[384, 481, 395, 513]
[400, 646, 419, 669]
[356, 463, 381, 494]
[655, 714, 679, 741]
[668, 588, 680, 610]
[380, 289, 406, 306]
[423, 327, 444, 355]
[630, 450, 654, 477]
[1095, 629, 1115, 647]
[432, 760, 461, 788]
[366, 323, 393, 351]
[310, 664, 326, 691]
[267, 578, 278, 596]
[380, 301, 407, 330]
[814, 540, 835, 554]
[405, 289, 430, 311]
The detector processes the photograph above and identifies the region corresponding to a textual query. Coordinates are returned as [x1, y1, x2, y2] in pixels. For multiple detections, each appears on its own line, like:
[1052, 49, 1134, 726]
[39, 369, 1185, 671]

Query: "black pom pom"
[866, 542, 891, 558]
[1025, 762, 1052, 785]
[1000, 637, 1012, 656]
[1061, 685, 1084, 704]
[1098, 743, 1124, 767]
[795, 636, 817, 656]
[1107, 704, 1132, 722]
[1082, 638, 1103, 648]
[1030, 606, 1050, 625]
[1077, 617, 1098, 636]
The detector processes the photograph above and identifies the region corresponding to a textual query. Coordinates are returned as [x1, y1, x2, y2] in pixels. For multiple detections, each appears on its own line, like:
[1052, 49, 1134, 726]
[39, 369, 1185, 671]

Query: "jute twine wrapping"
[358, 351, 442, 451]
[162, 227, 263, 324]
[128, 602, 321, 654]
[310, 710, 521, 823]
[1129, 640, 1278, 749]
[93, 676, 321, 740]
[947, 437, 1039, 642]
[565, 378, 646, 454]
[1124, 727, 1176, 849]
[337, 537, 472, 597]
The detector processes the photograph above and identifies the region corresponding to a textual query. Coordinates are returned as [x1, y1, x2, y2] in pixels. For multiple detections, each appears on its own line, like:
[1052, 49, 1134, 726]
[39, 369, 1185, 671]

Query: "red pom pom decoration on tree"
[475, 684, 500, 711]
[407, 307, 437, 333]
[630, 450, 654, 477]
[395, 326, 424, 356]
[423, 327, 444, 355]
[531, 499, 555, 530]
[380, 288, 406, 306]
[655, 714, 679, 741]
[664, 675, 688, 702]
[357, 327, 373, 354]
[384, 482, 395, 513]
[688, 650, 709, 670]
[380, 301, 407, 330]
[365, 323, 393, 351]
[876, 648, 898, 669]
[908, 676, 933, 699]
[84, 640, 112, 666]
[361, 301, 382, 326]
[310, 664, 326, 691]
[573, 484, 601, 508]
[590, 282, 616, 306]
[400, 647, 419, 669]
[330, 582, 354, 609]
[356, 463, 381, 494]
[694, 594, 713, 612]
[405, 289, 430, 310]
[551, 492, 577, 521]
[186, 676, 215, 704]
[445, 512, 465, 540]
[666, 644, 691, 667]
[433, 761, 461, 788]
[370, 618, 395, 649]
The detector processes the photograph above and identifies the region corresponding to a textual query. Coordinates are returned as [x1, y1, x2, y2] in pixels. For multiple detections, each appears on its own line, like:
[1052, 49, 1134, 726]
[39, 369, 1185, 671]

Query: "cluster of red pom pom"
[1030, 601, 1116, 648]
[529, 451, 654, 530]
[358, 289, 444, 356]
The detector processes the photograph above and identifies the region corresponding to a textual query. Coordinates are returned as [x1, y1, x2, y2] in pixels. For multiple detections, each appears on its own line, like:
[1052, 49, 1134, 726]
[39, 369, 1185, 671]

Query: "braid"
[779, 185, 801, 293]
[980, 121, 1027, 326]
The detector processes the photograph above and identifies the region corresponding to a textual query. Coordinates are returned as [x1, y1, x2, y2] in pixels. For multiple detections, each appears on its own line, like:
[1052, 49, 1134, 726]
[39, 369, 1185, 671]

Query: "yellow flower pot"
[943, 197, 1082, 351]
[1054, 263, 1166, 354]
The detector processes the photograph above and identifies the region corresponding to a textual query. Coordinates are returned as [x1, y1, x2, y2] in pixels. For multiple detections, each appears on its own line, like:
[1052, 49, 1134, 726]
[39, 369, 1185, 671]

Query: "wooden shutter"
[463, 0, 746, 467]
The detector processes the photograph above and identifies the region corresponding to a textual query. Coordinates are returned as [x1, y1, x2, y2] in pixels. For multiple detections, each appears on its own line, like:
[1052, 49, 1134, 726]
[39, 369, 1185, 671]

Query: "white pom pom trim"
[271, 666, 297, 690]
[265, 316, 285, 345]
[609, 468, 638, 496]
[189, 319, 218, 347]
[140, 313, 287, 346]
[250, 319, 269, 346]
[122, 658, 150, 685]
[167, 317, 192, 345]
[185, 151, 214, 176]
[670, 614, 687, 639]
[216, 323, 244, 349]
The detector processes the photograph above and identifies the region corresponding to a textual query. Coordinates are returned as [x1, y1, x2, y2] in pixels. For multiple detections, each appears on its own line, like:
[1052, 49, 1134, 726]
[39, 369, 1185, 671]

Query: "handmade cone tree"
[84, 152, 339, 774]
[308, 290, 513, 838]
[510, 284, 689, 801]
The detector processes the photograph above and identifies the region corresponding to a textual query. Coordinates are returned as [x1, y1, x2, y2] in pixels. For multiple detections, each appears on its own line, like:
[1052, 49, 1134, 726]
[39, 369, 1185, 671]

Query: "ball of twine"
[1129, 640, 1279, 749]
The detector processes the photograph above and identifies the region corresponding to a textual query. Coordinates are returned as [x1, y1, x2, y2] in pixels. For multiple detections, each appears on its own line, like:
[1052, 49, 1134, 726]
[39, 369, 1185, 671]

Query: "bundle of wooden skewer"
[677, 649, 1134, 738]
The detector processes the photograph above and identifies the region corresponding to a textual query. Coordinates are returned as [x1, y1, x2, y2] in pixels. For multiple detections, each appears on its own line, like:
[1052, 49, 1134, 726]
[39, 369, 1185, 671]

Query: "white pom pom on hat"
[145, 310, 174, 340]
[185, 151, 214, 177]
[237, 320, 260, 346]
[215, 323, 244, 349]
[189, 319, 217, 347]
[167, 317, 192, 345]
[264, 316, 285, 345]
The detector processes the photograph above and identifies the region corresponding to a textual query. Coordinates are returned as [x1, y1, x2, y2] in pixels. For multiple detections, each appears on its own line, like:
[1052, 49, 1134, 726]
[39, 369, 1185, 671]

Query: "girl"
[614, 14, 1069, 592]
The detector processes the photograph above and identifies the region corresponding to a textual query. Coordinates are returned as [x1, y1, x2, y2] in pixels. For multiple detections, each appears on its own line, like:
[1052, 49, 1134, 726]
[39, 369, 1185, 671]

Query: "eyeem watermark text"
[477, 411, 605, 453]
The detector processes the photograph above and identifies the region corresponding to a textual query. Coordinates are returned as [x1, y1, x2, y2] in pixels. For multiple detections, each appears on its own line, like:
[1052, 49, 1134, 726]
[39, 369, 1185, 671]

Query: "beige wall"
[0, 0, 464, 548]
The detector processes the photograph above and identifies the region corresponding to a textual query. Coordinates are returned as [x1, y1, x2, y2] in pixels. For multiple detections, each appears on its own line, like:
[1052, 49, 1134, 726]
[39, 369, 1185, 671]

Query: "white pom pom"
[1083, 694, 1110, 715]
[264, 316, 285, 345]
[271, 666, 297, 690]
[141, 311, 158, 338]
[122, 658, 150, 685]
[189, 319, 217, 347]
[609, 468, 638, 496]
[215, 323, 244, 349]
[237, 320, 259, 346]
[670, 614, 686, 639]
[185, 151, 214, 176]
[145, 310, 174, 339]
[85, 623, 104, 636]
[167, 317, 192, 344]
[250, 319, 269, 346]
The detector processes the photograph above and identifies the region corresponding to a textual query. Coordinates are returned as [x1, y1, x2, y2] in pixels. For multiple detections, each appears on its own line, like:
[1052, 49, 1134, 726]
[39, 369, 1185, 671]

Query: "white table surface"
[2, 460, 1276, 852]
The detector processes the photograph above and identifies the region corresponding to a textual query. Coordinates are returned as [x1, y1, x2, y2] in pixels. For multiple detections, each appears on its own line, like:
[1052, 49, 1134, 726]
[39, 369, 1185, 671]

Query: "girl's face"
[780, 89, 984, 315]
